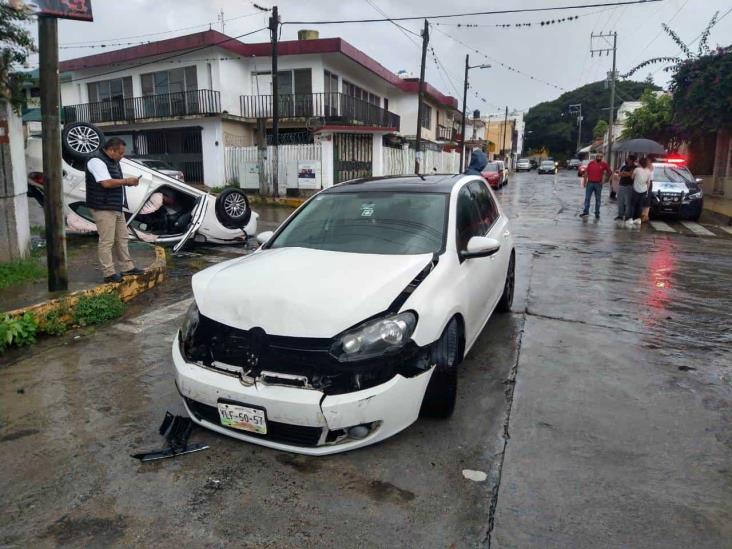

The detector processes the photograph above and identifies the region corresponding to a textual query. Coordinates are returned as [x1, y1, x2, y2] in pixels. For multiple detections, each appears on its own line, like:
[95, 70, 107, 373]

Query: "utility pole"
[569, 103, 583, 153]
[414, 19, 429, 175]
[459, 54, 469, 172]
[269, 5, 280, 197]
[591, 31, 618, 168]
[38, 16, 68, 291]
[501, 105, 508, 159]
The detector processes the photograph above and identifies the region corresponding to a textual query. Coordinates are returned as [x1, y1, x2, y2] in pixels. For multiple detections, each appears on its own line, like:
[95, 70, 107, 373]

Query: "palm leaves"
[621, 11, 720, 78]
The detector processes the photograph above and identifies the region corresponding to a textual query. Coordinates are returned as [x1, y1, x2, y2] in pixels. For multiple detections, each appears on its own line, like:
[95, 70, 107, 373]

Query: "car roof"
[323, 174, 470, 195]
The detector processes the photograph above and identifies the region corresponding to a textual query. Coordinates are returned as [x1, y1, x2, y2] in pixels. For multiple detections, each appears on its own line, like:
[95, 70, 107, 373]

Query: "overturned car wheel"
[215, 188, 252, 229]
[62, 122, 105, 164]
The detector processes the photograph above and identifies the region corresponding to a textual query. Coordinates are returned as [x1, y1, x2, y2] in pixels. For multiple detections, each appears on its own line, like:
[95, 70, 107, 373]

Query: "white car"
[173, 174, 516, 455]
[25, 122, 258, 252]
[516, 158, 531, 172]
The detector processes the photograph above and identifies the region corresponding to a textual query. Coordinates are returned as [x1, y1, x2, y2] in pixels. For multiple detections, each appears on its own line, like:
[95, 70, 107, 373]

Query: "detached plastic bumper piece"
[131, 411, 209, 462]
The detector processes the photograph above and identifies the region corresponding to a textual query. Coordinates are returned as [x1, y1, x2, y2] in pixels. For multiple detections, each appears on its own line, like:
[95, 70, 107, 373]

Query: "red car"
[481, 162, 505, 189]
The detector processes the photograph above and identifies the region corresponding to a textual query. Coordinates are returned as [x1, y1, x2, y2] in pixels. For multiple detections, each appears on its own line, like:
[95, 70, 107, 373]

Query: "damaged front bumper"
[172, 335, 435, 455]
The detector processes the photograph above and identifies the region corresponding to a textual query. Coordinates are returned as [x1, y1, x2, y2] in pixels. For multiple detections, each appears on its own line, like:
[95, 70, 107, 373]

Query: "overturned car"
[25, 122, 257, 252]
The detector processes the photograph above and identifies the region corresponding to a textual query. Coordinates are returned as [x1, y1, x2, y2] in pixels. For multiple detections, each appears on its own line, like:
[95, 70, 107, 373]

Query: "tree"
[0, 3, 36, 113]
[671, 46, 732, 133]
[621, 89, 679, 149]
[524, 79, 656, 158]
[622, 12, 721, 78]
[593, 120, 608, 140]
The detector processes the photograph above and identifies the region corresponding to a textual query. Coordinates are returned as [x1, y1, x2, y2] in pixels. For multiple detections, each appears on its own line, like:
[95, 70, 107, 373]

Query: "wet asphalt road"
[2, 171, 731, 547]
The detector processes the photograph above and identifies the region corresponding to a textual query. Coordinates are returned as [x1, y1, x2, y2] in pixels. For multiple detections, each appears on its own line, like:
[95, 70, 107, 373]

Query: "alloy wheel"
[66, 125, 101, 154]
[223, 193, 247, 218]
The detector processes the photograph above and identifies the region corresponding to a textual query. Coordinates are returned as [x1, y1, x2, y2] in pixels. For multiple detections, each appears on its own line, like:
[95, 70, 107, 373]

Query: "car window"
[269, 192, 447, 255]
[469, 180, 499, 233]
[652, 166, 693, 184]
[483, 164, 499, 172]
[456, 185, 483, 252]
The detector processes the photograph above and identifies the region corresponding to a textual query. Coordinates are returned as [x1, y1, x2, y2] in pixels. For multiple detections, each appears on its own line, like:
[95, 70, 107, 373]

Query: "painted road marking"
[649, 221, 677, 233]
[115, 298, 193, 334]
[718, 225, 732, 235]
[680, 221, 716, 237]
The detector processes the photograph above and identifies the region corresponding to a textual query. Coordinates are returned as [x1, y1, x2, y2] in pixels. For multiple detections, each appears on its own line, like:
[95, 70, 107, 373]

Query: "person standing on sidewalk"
[616, 154, 637, 222]
[85, 137, 145, 283]
[581, 153, 612, 219]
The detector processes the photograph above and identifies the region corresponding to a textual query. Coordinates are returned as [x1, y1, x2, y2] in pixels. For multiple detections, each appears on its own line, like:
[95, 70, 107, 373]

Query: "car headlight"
[179, 301, 200, 358]
[331, 312, 417, 362]
[685, 191, 702, 201]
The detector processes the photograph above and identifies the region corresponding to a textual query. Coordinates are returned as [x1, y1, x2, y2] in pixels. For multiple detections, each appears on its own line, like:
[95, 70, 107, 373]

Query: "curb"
[3, 245, 167, 323]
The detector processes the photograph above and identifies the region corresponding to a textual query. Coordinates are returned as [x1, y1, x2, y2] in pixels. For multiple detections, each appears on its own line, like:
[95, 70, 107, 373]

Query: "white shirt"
[632, 167, 652, 193]
[87, 157, 112, 182]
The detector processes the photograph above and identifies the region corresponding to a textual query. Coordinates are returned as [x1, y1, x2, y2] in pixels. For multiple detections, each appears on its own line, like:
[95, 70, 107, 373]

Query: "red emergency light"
[660, 155, 687, 165]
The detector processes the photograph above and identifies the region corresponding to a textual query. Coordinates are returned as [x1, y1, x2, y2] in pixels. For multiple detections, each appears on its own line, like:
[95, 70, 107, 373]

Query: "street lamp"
[459, 55, 491, 171]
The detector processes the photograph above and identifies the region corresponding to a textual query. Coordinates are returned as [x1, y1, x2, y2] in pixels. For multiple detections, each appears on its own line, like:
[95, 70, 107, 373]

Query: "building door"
[333, 133, 372, 184]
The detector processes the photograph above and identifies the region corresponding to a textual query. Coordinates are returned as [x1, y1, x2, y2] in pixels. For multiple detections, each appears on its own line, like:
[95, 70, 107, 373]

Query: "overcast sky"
[24, 0, 732, 114]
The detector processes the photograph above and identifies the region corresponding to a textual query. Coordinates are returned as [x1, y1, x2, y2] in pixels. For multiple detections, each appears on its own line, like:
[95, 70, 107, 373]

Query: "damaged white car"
[25, 122, 257, 252]
[173, 174, 515, 455]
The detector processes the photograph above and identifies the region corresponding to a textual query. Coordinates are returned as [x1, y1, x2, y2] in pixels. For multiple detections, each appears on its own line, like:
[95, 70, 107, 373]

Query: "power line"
[432, 25, 566, 92]
[281, 0, 663, 25]
[61, 11, 265, 46]
[65, 27, 268, 83]
[626, 0, 690, 68]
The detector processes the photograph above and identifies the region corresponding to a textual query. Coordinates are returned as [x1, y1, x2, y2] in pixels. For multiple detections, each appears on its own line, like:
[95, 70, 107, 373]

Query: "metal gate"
[333, 133, 372, 183]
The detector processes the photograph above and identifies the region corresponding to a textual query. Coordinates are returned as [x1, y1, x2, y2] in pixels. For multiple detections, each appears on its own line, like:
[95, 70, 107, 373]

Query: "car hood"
[654, 180, 689, 193]
[192, 247, 433, 338]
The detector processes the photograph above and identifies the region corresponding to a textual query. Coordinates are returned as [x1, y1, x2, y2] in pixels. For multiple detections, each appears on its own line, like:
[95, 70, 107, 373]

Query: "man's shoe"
[121, 267, 145, 277]
[104, 273, 122, 283]
[595, 213, 600, 219]
[614, 216, 622, 221]
[579, 212, 589, 218]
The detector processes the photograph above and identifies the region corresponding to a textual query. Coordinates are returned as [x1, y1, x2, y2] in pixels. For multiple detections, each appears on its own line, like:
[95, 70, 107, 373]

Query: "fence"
[384, 148, 460, 176]
[225, 144, 322, 193]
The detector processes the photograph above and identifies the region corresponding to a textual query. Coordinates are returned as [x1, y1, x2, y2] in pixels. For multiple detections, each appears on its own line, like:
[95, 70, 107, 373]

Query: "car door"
[455, 182, 502, 346]
[172, 194, 210, 253]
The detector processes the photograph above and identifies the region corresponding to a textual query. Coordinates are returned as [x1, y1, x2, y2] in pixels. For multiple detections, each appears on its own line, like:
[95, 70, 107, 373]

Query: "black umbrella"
[613, 138, 666, 154]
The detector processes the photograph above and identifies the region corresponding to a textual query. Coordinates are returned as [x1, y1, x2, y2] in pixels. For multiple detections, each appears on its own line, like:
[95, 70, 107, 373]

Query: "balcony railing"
[62, 89, 221, 124]
[437, 124, 457, 142]
[240, 93, 400, 131]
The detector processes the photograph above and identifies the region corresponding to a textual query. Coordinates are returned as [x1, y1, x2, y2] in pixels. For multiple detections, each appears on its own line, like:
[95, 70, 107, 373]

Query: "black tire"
[420, 318, 461, 418]
[215, 188, 252, 229]
[496, 252, 515, 313]
[62, 122, 105, 163]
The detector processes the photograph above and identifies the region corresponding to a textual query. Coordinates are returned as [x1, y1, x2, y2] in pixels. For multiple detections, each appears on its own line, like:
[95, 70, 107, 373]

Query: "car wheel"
[215, 188, 252, 229]
[62, 122, 105, 163]
[496, 252, 515, 313]
[420, 317, 461, 418]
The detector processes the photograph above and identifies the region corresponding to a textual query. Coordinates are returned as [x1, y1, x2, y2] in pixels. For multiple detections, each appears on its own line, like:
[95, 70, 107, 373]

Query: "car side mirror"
[461, 236, 501, 259]
[256, 231, 274, 245]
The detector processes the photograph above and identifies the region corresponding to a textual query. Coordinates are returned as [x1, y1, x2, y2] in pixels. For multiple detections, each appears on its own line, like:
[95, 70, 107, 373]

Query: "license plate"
[217, 402, 267, 435]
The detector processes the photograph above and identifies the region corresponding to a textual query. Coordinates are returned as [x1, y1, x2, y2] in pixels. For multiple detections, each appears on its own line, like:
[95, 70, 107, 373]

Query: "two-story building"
[57, 29, 460, 188]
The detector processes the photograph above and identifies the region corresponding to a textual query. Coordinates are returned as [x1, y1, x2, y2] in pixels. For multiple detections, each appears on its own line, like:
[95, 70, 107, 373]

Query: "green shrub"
[0, 313, 37, 353]
[72, 292, 125, 327]
[39, 308, 68, 336]
[0, 257, 46, 289]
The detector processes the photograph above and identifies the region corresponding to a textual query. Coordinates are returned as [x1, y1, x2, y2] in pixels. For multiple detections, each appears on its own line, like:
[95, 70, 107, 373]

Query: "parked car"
[481, 161, 507, 189]
[516, 158, 531, 172]
[129, 157, 185, 182]
[173, 174, 516, 455]
[538, 160, 558, 174]
[25, 122, 258, 252]
[577, 159, 590, 177]
[650, 160, 704, 221]
[567, 158, 581, 169]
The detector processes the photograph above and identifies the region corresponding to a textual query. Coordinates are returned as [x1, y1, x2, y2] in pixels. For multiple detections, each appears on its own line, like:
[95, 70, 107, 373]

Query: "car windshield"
[483, 164, 499, 172]
[653, 165, 693, 184]
[541, 161, 554, 167]
[270, 192, 447, 255]
[141, 160, 172, 170]
[518, 158, 529, 163]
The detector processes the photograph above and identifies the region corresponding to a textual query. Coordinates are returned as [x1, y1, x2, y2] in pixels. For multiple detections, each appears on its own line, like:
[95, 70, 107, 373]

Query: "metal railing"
[437, 124, 457, 142]
[62, 89, 221, 124]
[240, 92, 400, 130]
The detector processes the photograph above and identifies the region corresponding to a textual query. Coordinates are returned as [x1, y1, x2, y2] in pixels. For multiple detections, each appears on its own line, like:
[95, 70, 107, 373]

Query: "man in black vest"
[86, 137, 144, 282]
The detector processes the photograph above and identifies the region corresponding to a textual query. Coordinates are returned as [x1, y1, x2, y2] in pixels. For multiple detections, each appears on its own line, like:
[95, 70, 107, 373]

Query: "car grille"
[185, 397, 323, 447]
[182, 314, 431, 395]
